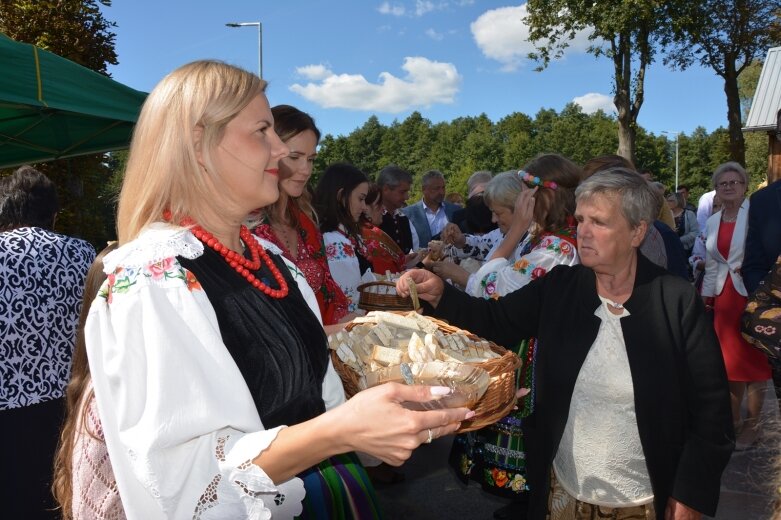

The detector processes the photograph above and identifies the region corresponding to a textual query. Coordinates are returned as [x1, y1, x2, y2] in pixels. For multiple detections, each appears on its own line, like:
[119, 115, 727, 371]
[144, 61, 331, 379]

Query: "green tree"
[664, 0, 778, 164]
[495, 112, 535, 169]
[738, 60, 772, 188]
[525, 0, 665, 163]
[346, 115, 386, 176]
[0, 0, 119, 246]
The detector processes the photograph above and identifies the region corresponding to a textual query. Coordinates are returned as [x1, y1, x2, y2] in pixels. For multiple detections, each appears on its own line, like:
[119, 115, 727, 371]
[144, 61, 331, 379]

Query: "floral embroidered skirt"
[449, 339, 536, 499]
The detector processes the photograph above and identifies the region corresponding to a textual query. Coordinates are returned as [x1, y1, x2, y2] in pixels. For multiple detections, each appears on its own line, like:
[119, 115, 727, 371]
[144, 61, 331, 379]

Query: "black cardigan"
[432, 253, 734, 519]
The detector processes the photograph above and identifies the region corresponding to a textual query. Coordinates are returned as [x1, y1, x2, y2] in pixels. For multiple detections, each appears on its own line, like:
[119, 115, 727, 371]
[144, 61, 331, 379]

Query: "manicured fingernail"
[465, 410, 476, 419]
[430, 386, 452, 396]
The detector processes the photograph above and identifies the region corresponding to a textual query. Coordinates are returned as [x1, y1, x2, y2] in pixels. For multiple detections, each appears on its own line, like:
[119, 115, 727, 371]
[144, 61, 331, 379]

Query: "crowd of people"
[1, 59, 779, 519]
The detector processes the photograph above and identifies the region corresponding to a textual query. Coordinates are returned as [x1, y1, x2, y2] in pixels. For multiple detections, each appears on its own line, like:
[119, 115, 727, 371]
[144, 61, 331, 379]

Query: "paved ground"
[375, 381, 780, 520]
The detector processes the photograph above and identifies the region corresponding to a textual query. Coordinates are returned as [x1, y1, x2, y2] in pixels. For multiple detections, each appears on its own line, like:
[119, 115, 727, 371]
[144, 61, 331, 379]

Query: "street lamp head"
[226, 23, 241, 27]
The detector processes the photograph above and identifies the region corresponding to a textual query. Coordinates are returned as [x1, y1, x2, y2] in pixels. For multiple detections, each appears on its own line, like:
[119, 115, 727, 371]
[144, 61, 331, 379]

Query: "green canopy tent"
[0, 33, 146, 169]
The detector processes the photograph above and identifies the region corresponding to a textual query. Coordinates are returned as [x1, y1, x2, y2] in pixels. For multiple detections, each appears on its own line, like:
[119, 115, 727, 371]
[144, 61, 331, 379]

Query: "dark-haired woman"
[362, 183, 406, 275]
[253, 105, 349, 325]
[314, 163, 375, 313]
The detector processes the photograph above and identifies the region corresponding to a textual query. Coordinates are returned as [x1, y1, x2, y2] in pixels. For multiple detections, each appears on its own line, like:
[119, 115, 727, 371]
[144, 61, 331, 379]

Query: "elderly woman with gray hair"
[398, 169, 733, 520]
[436, 154, 581, 298]
[701, 161, 771, 449]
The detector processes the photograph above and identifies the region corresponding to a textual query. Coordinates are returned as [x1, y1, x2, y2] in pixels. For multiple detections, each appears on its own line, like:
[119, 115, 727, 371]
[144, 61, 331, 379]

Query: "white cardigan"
[85, 223, 346, 520]
[701, 199, 749, 298]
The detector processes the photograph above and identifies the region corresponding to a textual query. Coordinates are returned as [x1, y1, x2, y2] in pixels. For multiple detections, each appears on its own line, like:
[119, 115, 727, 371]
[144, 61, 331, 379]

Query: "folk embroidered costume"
[254, 204, 349, 325]
[361, 222, 405, 274]
[323, 224, 376, 313]
[85, 224, 381, 519]
[450, 224, 578, 499]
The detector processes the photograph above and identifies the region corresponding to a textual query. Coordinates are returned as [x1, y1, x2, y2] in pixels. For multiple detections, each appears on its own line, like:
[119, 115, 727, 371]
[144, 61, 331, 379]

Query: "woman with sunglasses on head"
[252, 105, 349, 326]
[702, 161, 771, 450]
[78, 61, 471, 519]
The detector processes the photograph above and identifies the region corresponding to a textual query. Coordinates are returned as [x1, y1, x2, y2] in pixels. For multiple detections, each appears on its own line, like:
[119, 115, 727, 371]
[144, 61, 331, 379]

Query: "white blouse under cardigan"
[85, 224, 346, 520]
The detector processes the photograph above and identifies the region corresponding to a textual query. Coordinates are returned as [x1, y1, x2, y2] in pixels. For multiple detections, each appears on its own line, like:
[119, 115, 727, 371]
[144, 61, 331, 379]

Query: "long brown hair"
[522, 153, 581, 234]
[52, 242, 118, 518]
[261, 105, 321, 228]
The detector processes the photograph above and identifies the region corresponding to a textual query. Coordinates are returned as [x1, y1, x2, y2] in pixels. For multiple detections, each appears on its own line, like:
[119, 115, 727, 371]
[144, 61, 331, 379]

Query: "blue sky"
[102, 1, 730, 140]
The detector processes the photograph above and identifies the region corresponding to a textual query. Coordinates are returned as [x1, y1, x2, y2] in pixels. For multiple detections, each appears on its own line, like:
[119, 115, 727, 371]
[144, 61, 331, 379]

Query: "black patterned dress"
[0, 226, 95, 519]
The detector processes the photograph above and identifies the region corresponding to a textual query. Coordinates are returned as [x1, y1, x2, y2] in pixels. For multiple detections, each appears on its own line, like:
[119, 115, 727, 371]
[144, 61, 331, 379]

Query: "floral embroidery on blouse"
[475, 226, 578, 300]
[326, 241, 356, 261]
[100, 258, 203, 304]
[254, 216, 349, 325]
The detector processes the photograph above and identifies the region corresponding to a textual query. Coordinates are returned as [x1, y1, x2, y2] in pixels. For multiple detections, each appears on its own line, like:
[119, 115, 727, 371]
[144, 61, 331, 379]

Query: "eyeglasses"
[716, 180, 745, 189]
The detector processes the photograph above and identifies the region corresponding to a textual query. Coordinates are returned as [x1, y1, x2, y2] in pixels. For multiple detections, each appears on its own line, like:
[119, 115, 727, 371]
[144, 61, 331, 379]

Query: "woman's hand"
[488, 187, 537, 261]
[404, 250, 426, 268]
[427, 240, 445, 261]
[512, 186, 537, 233]
[397, 269, 445, 308]
[441, 223, 465, 248]
[334, 383, 473, 466]
[431, 261, 469, 288]
[702, 296, 714, 311]
[255, 382, 471, 481]
[664, 498, 702, 520]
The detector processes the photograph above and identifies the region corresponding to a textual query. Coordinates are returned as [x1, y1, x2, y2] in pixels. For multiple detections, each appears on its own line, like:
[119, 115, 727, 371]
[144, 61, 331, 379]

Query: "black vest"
[380, 211, 413, 252]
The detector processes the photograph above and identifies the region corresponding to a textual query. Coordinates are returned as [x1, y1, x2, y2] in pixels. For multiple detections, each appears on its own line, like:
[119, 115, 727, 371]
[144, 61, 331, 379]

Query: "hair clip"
[518, 170, 558, 190]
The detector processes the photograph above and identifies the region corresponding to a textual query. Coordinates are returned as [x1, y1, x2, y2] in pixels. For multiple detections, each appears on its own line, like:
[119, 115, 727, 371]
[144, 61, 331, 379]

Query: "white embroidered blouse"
[322, 228, 375, 313]
[84, 223, 346, 519]
[465, 232, 579, 298]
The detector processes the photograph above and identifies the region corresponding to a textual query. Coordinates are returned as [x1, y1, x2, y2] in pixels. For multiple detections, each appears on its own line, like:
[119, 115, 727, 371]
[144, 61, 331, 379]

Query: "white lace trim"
[552, 300, 654, 507]
[102, 223, 203, 273]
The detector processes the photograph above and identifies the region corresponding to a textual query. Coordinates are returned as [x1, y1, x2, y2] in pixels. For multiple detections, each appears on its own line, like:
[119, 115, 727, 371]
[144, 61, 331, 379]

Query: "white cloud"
[289, 57, 461, 113]
[471, 4, 591, 72]
[572, 92, 616, 114]
[295, 64, 332, 81]
[378, 2, 405, 16]
[425, 28, 444, 41]
[415, 0, 435, 16]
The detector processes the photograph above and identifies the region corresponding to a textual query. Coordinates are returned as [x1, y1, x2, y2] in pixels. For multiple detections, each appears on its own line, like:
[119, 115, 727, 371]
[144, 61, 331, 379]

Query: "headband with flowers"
[518, 170, 558, 190]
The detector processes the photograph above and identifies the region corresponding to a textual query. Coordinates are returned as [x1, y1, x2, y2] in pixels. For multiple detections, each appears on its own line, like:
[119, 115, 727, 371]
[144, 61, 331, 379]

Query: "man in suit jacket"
[377, 165, 418, 252]
[744, 178, 781, 294]
[743, 178, 781, 403]
[402, 170, 459, 247]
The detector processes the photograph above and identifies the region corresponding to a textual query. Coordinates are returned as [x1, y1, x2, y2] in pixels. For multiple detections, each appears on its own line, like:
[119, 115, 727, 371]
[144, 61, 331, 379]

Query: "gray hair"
[467, 171, 493, 194]
[377, 165, 412, 189]
[666, 191, 685, 209]
[421, 170, 445, 188]
[712, 161, 748, 188]
[483, 171, 525, 211]
[575, 168, 656, 228]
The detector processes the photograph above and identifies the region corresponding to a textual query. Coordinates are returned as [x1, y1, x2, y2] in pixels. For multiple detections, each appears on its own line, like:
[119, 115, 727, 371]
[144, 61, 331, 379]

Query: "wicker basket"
[331, 313, 521, 433]
[357, 281, 413, 311]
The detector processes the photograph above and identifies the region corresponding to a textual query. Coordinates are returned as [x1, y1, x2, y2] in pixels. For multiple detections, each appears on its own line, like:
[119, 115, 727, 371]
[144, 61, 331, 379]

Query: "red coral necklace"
[181, 216, 289, 299]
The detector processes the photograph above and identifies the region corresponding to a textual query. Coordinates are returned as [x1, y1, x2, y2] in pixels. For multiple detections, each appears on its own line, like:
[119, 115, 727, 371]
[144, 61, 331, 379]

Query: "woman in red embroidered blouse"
[362, 183, 406, 274]
[253, 105, 349, 325]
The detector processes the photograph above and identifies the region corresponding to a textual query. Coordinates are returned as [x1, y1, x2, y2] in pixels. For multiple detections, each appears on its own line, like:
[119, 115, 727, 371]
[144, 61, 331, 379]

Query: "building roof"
[745, 46, 781, 132]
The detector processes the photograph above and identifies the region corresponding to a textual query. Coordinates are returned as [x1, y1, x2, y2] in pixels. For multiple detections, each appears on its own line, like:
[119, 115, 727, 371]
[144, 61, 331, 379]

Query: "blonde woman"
[70, 61, 471, 519]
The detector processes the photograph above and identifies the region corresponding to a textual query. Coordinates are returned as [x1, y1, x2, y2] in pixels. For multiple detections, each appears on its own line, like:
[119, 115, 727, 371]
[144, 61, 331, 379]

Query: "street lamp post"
[662, 130, 681, 191]
[226, 22, 262, 78]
